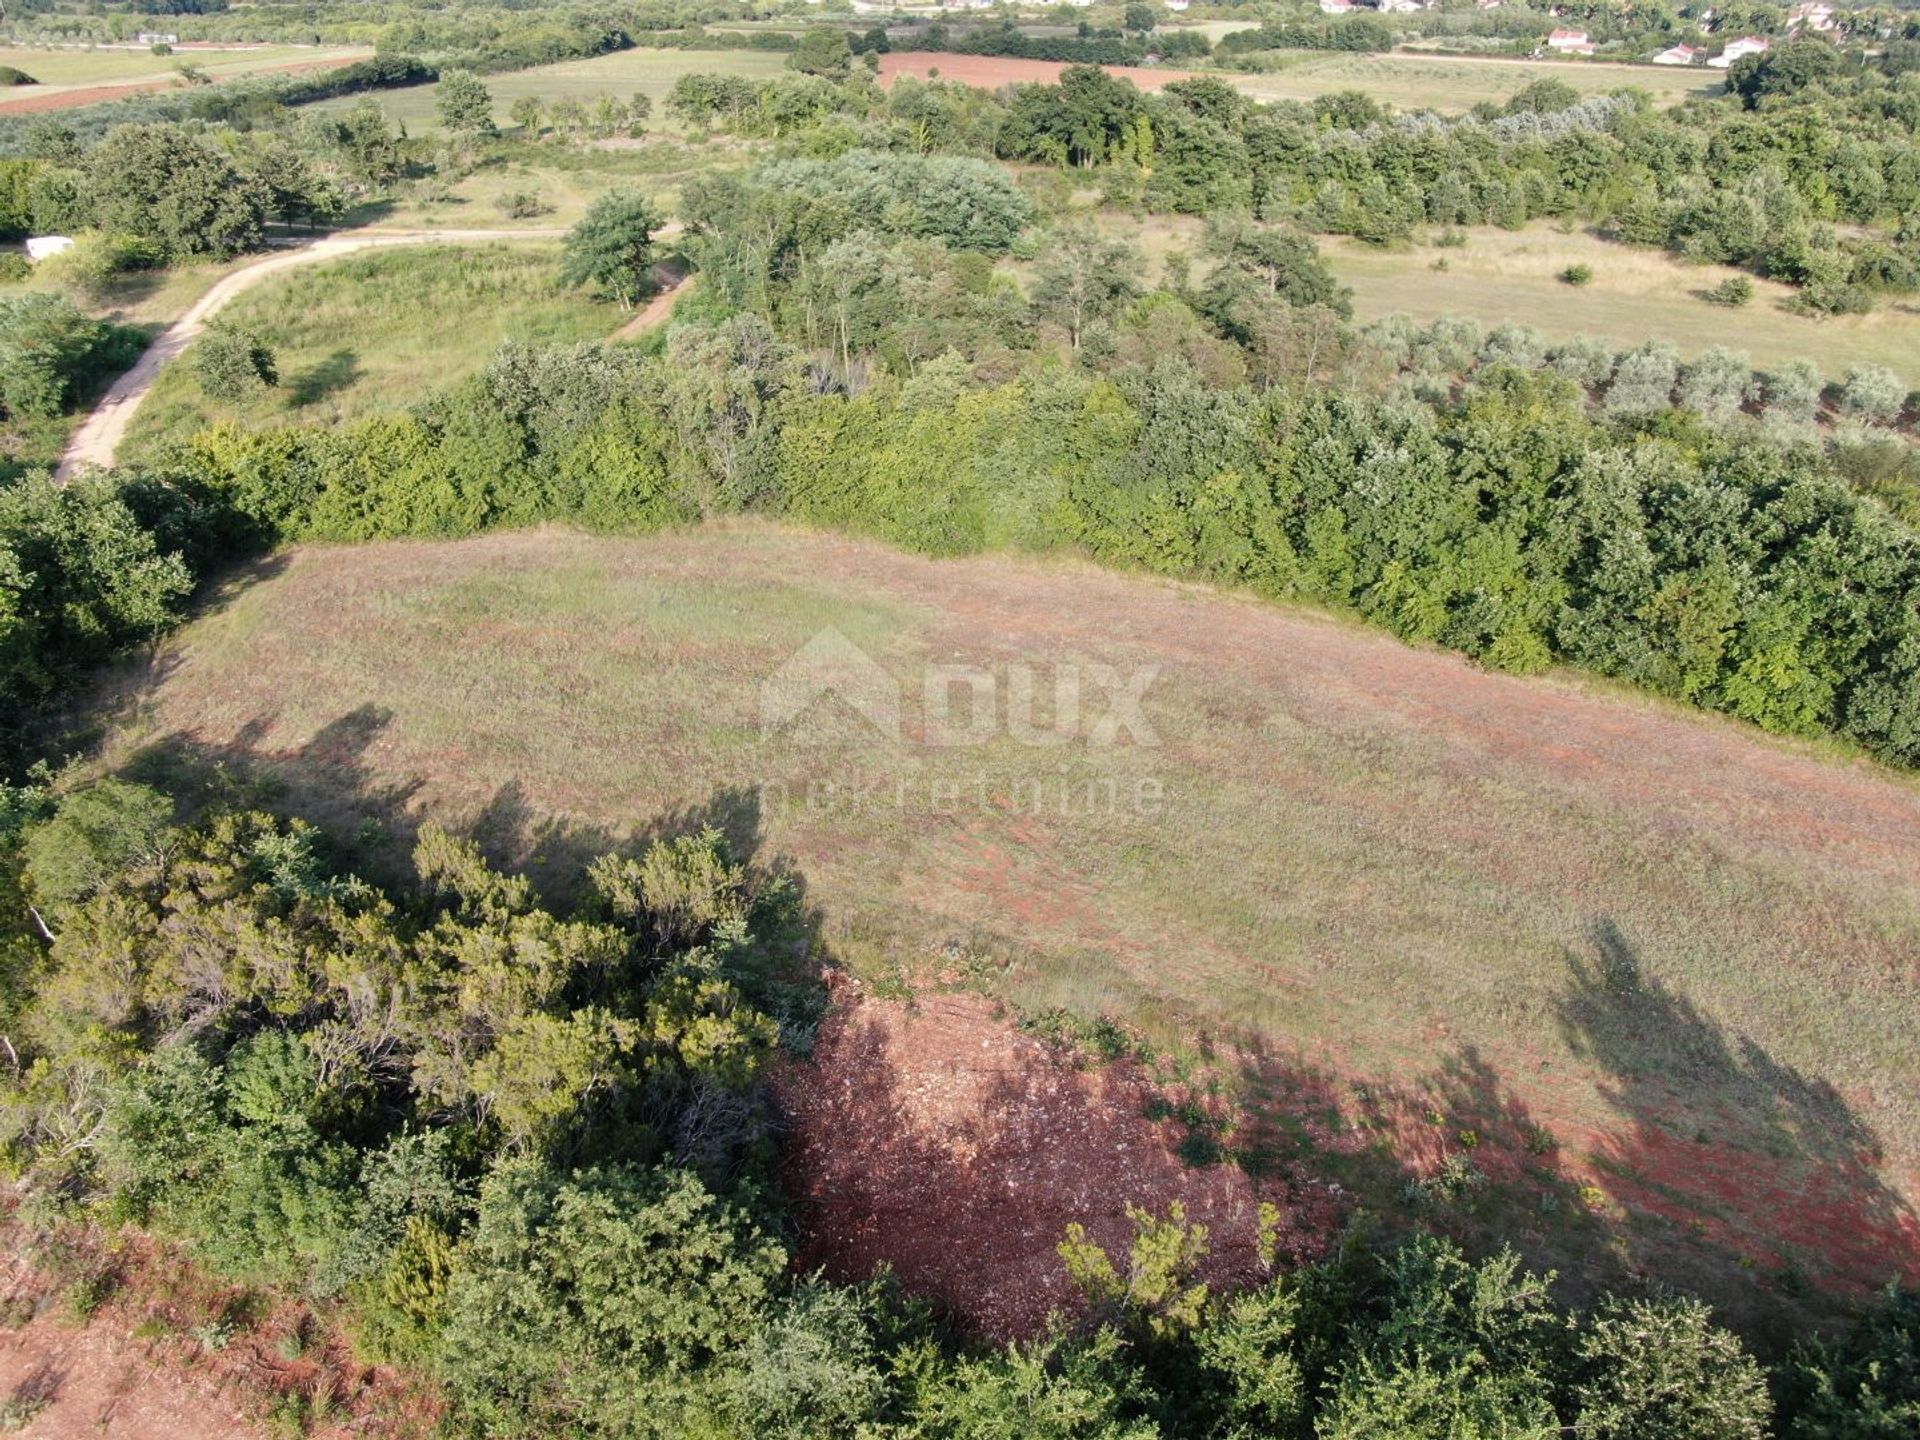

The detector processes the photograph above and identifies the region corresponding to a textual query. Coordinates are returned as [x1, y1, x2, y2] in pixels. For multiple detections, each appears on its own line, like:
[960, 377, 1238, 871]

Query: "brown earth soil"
[877, 50, 1198, 92]
[0, 1226, 438, 1440]
[777, 977, 1347, 1338]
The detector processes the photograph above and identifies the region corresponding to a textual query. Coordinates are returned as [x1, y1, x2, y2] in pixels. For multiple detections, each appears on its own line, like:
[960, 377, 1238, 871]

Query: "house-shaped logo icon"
[759, 628, 901, 741]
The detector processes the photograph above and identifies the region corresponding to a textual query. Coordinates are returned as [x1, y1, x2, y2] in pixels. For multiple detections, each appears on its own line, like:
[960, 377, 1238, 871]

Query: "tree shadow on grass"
[287, 348, 359, 407]
[1551, 919, 1920, 1340]
[1218, 917, 1920, 1345]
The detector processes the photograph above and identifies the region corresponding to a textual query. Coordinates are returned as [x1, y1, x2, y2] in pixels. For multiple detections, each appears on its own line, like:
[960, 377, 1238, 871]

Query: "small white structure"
[1546, 27, 1591, 49]
[1378, 0, 1424, 13]
[1788, 2, 1837, 31]
[1707, 34, 1769, 66]
[1653, 43, 1704, 64]
[1320, 0, 1357, 14]
[1164, 0, 1190, 10]
[25, 236, 75, 263]
[136, 31, 178, 46]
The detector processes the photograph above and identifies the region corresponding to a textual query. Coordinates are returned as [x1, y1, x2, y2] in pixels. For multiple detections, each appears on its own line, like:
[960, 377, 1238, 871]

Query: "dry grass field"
[85, 523, 1920, 1319]
[302, 47, 790, 133]
[1226, 50, 1721, 111]
[1327, 226, 1920, 379]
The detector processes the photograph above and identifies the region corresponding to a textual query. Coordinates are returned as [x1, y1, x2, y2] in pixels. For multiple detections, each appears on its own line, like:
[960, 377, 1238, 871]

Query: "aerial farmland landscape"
[1, 0, 1918, 1436]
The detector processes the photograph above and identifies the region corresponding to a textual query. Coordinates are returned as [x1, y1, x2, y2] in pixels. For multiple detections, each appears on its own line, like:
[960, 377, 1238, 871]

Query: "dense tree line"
[667, 55, 1920, 313]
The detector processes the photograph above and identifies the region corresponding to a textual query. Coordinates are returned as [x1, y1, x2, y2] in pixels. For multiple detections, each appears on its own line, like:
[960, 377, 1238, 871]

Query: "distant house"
[1319, 0, 1357, 14]
[136, 31, 178, 46]
[1707, 34, 1769, 66]
[1546, 27, 1592, 49]
[1652, 43, 1704, 64]
[1788, 2, 1837, 31]
[25, 236, 75, 262]
[1377, 0, 1424, 13]
[1164, 0, 1191, 10]
[1478, 0, 1503, 8]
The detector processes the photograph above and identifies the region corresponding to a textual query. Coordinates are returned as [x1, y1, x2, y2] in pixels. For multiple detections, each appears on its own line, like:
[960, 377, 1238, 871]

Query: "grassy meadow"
[1226, 50, 1721, 111]
[1325, 225, 1920, 380]
[118, 244, 619, 461]
[88, 523, 1920, 1311]
[303, 46, 791, 134]
[337, 135, 758, 231]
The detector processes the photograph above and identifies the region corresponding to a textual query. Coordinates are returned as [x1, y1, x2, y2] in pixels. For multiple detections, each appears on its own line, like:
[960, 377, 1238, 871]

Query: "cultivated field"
[1326, 225, 1920, 379]
[302, 47, 790, 132]
[88, 524, 1920, 1320]
[874, 48, 1719, 111]
[0, 43, 369, 112]
[118, 244, 616, 461]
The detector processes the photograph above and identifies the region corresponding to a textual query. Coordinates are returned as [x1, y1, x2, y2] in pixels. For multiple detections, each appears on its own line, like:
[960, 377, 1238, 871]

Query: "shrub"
[1574, 1295, 1771, 1440]
[1706, 276, 1754, 306]
[35, 230, 162, 302]
[0, 66, 35, 87]
[491, 189, 552, 220]
[1560, 263, 1594, 286]
[1841, 364, 1908, 425]
[193, 322, 279, 402]
[0, 291, 142, 418]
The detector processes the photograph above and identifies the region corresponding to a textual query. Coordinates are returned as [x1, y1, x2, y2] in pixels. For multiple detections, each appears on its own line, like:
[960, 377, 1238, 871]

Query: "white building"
[1546, 27, 1591, 49]
[1653, 43, 1704, 64]
[25, 236, 75, 262]
[1788, 2, 1837, 31]
[1319, 0, 1357, 14]
[1164, 0, 1190, 10]
[1707, 34, 1769, 66]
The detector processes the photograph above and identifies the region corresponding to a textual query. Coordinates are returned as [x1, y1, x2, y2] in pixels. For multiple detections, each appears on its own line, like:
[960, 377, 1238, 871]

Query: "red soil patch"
[774, 976, 1344, 1338]
[877, 50, 1197, 93]
[0, 1225, 438, 1440]
[0, 57, 359, 115]
[0, 1315, 268, 1440]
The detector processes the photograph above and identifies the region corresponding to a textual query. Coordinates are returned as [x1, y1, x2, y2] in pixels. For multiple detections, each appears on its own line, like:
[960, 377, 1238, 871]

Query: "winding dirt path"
[58, 221, 694, 480]
[55, 229, 567, 481]
[608, 263, 694, 343]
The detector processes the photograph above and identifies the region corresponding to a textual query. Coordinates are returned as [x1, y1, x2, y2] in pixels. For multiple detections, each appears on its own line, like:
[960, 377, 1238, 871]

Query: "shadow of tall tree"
[1552, 918, 1920, 1337]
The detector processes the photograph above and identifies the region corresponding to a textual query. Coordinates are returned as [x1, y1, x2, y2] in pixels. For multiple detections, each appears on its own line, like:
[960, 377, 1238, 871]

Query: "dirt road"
[55, 229, 568, 480]
[0, 54, 366, 116]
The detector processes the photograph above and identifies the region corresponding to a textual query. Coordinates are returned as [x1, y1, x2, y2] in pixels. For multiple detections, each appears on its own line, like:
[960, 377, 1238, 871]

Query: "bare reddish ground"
[0, 56, 359, 115]
[0, 1226, 438, 1440]
[775, 976, 1345, 1339]
[877, 50, 1197, 92]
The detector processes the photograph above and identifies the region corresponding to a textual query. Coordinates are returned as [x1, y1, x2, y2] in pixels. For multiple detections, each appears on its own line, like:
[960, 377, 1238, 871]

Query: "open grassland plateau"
[1323, 224, 1920, 379]
[87, 523, 1920, 1325]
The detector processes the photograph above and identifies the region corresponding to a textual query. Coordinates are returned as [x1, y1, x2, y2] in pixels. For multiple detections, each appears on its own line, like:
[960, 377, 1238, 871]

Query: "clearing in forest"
[84, 524, 1920, 1327]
